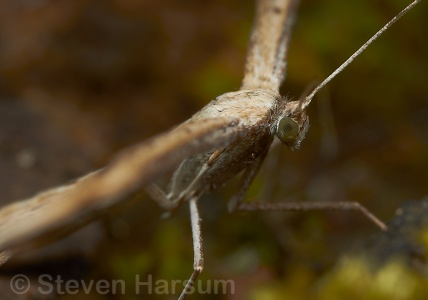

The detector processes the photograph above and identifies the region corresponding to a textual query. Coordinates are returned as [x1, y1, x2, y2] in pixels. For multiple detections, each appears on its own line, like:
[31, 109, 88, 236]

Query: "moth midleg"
[178, 196, 204, 300]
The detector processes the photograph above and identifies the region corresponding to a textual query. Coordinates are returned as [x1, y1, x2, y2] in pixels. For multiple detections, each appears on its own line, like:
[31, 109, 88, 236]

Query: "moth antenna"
[300, 0, 421, 110]
[297, 81, 318, 111]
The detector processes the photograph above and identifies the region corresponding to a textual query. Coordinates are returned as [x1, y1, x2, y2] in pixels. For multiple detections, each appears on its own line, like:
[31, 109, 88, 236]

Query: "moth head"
[275, 100, 309, 150]
[276, 116, 299, 143]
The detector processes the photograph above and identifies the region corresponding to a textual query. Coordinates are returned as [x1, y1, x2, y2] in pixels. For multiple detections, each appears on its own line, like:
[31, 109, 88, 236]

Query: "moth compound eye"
[276, 117, 299, 143]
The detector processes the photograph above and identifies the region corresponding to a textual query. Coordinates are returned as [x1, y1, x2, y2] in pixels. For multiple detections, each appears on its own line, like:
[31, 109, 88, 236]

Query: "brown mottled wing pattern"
[0, 0, 300, 260]
[241, 0, 298, 92]
[0, 118, 243, 254]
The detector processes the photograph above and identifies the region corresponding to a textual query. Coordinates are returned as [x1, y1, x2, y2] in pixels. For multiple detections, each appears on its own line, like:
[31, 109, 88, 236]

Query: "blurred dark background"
[0, 0, 427, 299]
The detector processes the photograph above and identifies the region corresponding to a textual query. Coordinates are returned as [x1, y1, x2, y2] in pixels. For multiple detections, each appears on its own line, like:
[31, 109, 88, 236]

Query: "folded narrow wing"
[0, 117, 242, 255]
[241, 0, 299, 92]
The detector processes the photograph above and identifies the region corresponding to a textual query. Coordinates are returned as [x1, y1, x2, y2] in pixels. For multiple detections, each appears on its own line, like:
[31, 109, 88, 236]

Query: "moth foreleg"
[228, 148, 269, 212]
[237, 201, 387, 231]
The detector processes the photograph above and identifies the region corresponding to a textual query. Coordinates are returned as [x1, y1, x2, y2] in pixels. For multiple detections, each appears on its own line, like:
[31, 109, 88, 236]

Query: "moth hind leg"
[145, 154, 211, 213]
[145, 183, 178, 211]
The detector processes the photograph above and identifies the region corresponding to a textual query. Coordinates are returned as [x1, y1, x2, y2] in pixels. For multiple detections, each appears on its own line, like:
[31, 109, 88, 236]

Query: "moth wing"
[0, 117, 243, 256]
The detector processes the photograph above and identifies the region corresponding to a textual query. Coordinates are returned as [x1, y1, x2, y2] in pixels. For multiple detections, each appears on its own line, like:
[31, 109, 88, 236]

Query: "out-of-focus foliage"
[0, 0, 427, 299]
